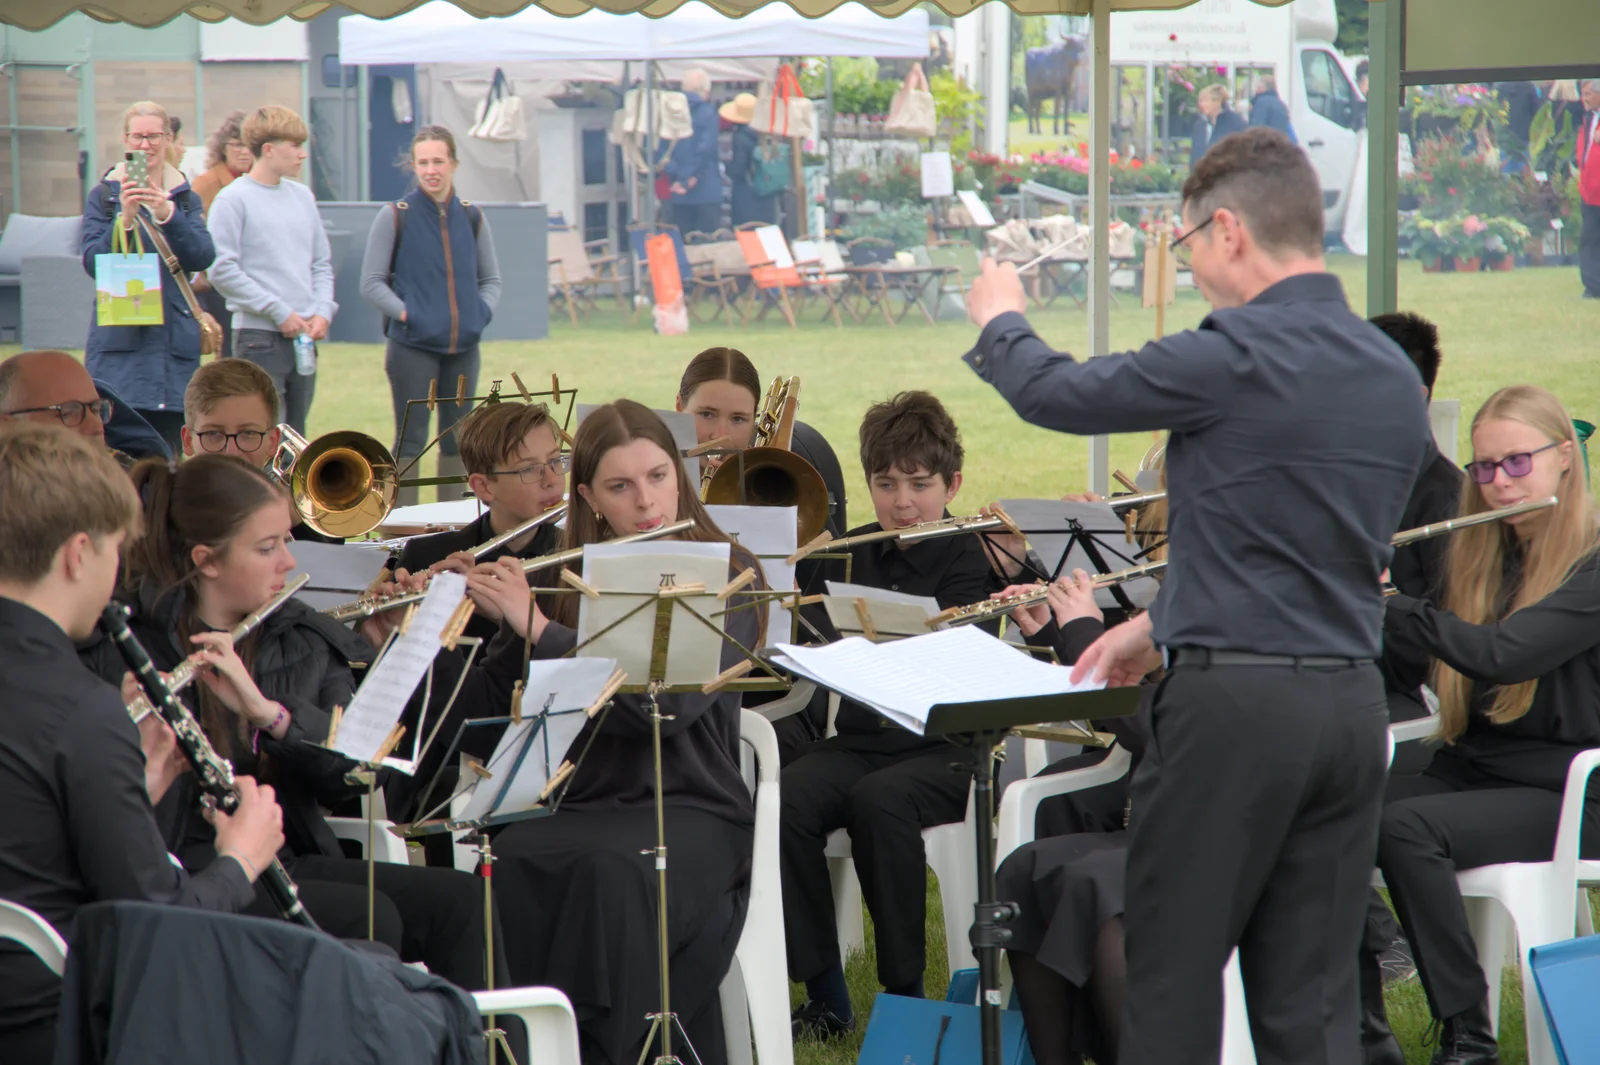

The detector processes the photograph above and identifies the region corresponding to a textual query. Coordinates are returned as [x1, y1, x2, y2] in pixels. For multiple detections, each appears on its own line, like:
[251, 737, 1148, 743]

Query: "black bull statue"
[1025, 35, 1087, 136]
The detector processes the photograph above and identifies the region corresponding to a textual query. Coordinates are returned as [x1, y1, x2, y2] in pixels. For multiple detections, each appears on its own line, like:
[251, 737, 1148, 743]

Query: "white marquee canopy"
[338, 1, 930, 65]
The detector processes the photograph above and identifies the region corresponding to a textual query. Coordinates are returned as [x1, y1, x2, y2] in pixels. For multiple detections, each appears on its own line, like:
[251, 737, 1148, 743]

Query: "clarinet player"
[963, 128, 1431, 1065]
[0, 423, 283, 1062]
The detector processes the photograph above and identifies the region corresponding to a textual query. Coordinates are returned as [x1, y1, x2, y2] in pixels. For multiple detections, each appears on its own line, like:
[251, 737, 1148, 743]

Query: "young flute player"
[781, 390, 1005, 1037]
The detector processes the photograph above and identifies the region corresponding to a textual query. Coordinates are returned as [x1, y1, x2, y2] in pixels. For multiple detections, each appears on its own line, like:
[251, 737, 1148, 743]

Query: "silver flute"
[126, 573, 310, 724]
[323, 517, 694, 623]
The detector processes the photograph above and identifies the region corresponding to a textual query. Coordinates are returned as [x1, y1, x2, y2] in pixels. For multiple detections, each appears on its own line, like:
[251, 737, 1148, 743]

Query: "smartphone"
[124, 149, 149, 187]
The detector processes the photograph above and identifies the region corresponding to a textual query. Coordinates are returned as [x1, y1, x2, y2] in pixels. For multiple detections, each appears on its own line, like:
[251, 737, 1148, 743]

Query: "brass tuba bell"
[268, 426, 399, 539]
[702, 375, 830, 544]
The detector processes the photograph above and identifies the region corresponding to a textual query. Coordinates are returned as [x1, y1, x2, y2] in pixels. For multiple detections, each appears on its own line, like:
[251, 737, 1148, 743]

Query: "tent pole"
[1143, 60, 1155, 158]
[825, 56, 834, 237]
[1365, 0, 1401, 316]
[645, 60, 657, 229]
[1086, 0, 1111, 496]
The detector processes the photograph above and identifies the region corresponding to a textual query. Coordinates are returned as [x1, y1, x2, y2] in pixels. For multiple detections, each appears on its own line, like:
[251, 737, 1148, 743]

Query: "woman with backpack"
[721, 93, 779, 228]
[360, 125, 502, 503]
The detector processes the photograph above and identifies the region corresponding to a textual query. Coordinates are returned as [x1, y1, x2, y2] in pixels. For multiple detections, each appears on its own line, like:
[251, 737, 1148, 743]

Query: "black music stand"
[922, 687, 1141, 1065]
[999, 499, 1162, 614]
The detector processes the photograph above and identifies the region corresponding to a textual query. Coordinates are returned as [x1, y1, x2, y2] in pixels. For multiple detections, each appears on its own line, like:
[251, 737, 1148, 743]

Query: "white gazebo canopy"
[338, 1, 931, 65]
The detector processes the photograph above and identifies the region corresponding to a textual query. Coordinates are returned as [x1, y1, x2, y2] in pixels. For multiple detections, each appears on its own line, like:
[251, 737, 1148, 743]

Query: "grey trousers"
[235, 328, 315, 434]
[385, 337, 481, 460]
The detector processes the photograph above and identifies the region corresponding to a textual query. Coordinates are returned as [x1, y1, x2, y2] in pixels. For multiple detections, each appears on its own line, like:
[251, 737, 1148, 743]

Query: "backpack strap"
[460, 199, 483, 239]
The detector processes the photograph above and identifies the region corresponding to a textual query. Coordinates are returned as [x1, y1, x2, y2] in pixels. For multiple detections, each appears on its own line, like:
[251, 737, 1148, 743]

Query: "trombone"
[932, 496, 1560, 629]
[323, 518, 691, 623]
[269, 426, 399, 540]
[702, 376, 831, 544]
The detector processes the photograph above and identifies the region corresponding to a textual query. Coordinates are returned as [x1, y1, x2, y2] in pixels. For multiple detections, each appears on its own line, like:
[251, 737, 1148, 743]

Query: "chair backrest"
[815, 240, 849, 274]
[474, 986, 582, 1065]
[735, 227, 801, 289]
[0, 899, 67, 976]
[686, 239, 746, 278]
[846, 237, 896, 266]
[548, 228, 596, 284]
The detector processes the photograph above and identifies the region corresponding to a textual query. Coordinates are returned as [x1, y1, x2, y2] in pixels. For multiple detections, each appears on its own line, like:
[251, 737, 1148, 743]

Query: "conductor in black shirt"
[965, 128, 1432, 1065]
[0, 422, 283, 1061]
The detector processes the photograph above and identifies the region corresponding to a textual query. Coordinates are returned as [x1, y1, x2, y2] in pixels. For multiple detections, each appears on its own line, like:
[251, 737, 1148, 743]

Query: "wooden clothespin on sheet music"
[427, 378, 438, 412]
[788, 529, 834, 565]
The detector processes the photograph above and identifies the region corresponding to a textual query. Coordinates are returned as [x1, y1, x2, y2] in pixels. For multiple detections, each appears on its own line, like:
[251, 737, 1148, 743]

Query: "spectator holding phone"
[207, 105, 336, 434]
[79, 100, 214, 452]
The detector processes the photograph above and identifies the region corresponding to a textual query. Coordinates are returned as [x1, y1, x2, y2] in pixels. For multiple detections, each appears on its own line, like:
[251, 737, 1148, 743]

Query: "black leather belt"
[1168, 648, 1371, 669]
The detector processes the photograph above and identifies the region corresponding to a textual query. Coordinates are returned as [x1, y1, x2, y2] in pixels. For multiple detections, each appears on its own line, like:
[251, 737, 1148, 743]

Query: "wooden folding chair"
[547, 227, 626, 325]
[790, 238, 852, 328]
[683, 239, 746, 328]
[843, 237, 900, 326]
[733, 225, 804, 329]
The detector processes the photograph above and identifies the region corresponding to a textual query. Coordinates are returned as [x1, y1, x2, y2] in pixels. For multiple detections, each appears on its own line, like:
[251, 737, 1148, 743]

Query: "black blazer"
[1190, 109, 1248, 165]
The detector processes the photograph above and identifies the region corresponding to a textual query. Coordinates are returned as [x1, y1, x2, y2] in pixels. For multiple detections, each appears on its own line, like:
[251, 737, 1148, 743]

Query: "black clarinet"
[102, 601, 318, 929]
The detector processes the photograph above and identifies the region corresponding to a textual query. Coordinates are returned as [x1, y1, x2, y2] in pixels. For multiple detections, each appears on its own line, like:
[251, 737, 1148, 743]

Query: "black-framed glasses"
[489, 455, 571, 483]
[195, 429, 268, 454]
[125, 132, 166, 146]
[1, 398, 113, 427]
[1169, 214, 1217, 265]
[1465, 442, 1560, 485]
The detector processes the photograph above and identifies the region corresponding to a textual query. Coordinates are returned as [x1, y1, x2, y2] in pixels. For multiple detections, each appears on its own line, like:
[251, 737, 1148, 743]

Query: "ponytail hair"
[125, 455, 285, 598]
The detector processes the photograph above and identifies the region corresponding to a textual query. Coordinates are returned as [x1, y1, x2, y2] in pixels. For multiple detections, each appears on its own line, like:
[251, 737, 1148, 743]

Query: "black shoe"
[791, 1000, 853, 1041]
[1428, 1004, 1500, 1065]
[1360, 948, 1406, 1065]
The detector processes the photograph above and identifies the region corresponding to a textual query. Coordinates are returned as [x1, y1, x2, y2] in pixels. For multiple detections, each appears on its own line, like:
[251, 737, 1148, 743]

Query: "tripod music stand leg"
[965, 732, 1014, 1065]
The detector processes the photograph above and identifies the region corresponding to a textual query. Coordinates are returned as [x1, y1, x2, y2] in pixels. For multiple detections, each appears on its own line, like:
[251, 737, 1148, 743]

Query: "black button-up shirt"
[1392, 442, 1464, 602]
[966, 273, 1431, 658]
[831, 519, 996, 742]
[0, 598, 253, 1031]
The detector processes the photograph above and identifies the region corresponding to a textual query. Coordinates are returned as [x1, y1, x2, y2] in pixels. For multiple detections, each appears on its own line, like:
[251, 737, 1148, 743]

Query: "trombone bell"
[271, 427, 399, 539]
[704, 446, 830, 545]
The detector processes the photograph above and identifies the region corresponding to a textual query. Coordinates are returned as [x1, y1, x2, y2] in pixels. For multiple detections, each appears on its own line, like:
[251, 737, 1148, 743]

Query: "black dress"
[491, 568, 762, 1065]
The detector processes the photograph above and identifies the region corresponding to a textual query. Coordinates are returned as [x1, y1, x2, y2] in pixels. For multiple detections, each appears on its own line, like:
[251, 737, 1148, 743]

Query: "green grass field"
[15, 253, 1598, 1064]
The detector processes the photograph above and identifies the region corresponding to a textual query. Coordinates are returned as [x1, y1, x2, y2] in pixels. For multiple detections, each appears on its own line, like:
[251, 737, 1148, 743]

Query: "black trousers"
[1581, 203, 1600, 298]
[1121, 662, 1390, 1065]
[197, 284, 233, 357]
[255, 854, 505, 991]
[780, 737, 973, 989]
[1375, 751, 1600, 1019]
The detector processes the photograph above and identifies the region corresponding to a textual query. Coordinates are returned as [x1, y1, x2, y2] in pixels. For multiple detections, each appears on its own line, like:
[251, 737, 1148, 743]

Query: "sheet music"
[331, 572, 466, 764]
[384, 498, 484, 529]
[706, 503, 795, 640]
[577, 542, 730, 686]
[823, 581, 941, 638]
[577, 403, 701, 486]
[455, 657, 619, 822]
[774, 626, 1104, 735]
[286, 540, 393, 611]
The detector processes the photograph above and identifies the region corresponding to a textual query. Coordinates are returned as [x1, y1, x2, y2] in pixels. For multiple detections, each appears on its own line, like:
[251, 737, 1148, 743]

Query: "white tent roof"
[339, 1, 931, 65]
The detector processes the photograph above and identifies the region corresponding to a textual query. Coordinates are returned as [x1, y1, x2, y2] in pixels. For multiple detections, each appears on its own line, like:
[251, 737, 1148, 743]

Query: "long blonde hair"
[1435, 386, 1599, 739]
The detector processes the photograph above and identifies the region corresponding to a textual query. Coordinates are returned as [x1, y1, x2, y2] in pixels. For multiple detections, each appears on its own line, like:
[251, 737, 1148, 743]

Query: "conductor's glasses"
[1169, 215, 1217, 266]
[1465, 443, 1559, 484]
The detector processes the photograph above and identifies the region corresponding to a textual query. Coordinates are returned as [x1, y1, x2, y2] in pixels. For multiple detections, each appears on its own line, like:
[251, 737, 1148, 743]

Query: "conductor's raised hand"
[967, 258, 1028, 330]
[1069, 611, 1162, 688]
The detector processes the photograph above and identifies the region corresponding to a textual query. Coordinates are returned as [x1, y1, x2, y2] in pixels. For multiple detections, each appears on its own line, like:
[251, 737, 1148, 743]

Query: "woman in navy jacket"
[80, 101, 213, 451]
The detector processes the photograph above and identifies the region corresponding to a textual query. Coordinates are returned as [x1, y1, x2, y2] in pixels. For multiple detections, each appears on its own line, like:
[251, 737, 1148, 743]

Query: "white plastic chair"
[473, 986, 582, 1065]
[1452, 748, 1600, 1065]
[826, 782, 981, 977]
[0, 899, 67, 976]
[721, 710, 796, 1065]
[326, 816, 412, 865]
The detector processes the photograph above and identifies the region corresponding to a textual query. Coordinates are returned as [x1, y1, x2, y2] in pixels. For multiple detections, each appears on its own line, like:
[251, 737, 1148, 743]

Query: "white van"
[1112, 0, 1366, 233]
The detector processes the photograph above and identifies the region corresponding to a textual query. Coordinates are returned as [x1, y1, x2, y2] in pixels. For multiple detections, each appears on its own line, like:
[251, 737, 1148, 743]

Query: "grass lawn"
[15, 253, 1597, 1064]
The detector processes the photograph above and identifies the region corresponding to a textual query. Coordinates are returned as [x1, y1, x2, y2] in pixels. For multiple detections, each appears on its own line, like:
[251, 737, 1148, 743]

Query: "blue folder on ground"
[1530, 935, 1600, 1065]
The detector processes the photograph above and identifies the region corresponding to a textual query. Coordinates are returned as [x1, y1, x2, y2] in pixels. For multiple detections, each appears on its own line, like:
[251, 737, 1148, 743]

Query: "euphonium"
[126, 574, 310, 724]
[703, 375, 831, 544]
[268, 425, 399, 540]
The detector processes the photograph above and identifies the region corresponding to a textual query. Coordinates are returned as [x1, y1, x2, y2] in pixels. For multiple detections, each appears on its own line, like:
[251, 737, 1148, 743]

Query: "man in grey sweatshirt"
[207, 105, 335, 434]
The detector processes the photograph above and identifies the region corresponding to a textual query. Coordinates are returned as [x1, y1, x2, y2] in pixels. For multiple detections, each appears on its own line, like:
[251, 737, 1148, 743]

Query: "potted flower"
[1483, 216, 1531, 271]
[1453, 214, 1488, 272]
[1401, 215, 1455, 271]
